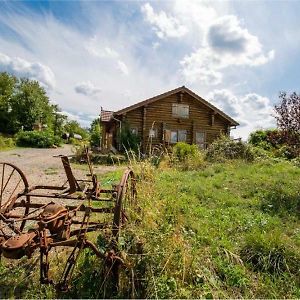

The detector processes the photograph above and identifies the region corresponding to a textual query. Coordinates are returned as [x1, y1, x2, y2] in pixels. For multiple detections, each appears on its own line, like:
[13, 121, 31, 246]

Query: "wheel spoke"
[0, 162, 29, 234]
[0, 163, 5, 206]
[2, 168, 15, 196]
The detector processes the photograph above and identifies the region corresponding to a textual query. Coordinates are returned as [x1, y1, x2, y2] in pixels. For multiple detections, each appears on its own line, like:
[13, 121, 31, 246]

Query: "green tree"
[9, 78, 54, 132]
[0, 72, 17, 133]
[52, 104, 67, 136]
[89, 118, 101, 147]
[64, 120, 88, 139]
[0, 72, 56, 134]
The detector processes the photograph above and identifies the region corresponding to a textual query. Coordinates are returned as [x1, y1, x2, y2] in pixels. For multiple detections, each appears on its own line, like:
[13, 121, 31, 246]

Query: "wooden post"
[101, 123, 106, 150]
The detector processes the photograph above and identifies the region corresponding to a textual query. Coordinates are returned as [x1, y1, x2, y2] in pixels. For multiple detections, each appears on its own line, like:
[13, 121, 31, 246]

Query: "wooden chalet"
[100, 86, 239, 152]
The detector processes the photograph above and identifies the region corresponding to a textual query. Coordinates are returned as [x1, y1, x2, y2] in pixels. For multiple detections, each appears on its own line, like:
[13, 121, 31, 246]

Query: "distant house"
[100, 86, 239, 152]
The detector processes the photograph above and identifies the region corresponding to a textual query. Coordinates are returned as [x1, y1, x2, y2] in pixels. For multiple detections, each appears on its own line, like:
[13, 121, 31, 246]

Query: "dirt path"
[0, 145, 119, 186]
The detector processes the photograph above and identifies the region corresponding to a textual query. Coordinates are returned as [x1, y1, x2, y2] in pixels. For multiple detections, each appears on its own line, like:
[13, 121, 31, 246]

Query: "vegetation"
[0, 72, 89, 148]
[0, 72, 55, 134]
[89, 118, 101, 148]
[249, 129, 299, 159]
[1, 139, 299, 298]
[64, 120, 89, 140]
[16, 130, 62, 148]
[274, 91, 300, 146]
[0, 135, 15, 150]
[119, 122, 140, 153]
[206, 135, 254, 162]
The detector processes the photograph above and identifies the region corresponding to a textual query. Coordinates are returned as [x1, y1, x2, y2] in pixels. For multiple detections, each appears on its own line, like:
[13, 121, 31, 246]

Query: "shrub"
[249, 129, 300, 159]
[173, 142, 198, 161]
[16, 130, 62, 148]
[0, 135, 15, 149]
[119, 123, 140, 153]
[206, 136, 254, 162]
[170, 142, 205, 170]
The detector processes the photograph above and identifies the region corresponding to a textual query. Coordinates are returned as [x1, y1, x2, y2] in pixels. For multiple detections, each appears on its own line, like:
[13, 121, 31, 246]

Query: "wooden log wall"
[116, 91, 232, 151]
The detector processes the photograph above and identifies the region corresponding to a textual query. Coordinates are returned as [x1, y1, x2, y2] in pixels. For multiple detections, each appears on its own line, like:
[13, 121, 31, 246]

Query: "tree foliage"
[0, 72, 56, 134]
[64, 120, 88, 139]
[274, 92, 300, 146]
[89, 118, 101, 148]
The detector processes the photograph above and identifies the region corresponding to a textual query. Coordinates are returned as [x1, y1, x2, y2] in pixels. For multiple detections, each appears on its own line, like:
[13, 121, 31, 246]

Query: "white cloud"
[173, 0, 219, 32]
[86, 36, 119, 59]
[74, 81, 101, 96]
[0, 52, 55, 89]
[207, 89, 240, 117]
[0, 7, 179, 124]
[208, 89, 275, 139]
[117, 60, 129, 75]
[141, 2, 188, 39]
[181, 15, 275, 85]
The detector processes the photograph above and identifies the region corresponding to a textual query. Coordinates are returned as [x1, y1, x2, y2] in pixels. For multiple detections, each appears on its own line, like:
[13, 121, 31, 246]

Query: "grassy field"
[0, 157, 299, 298]
[130, 159, 300, 298]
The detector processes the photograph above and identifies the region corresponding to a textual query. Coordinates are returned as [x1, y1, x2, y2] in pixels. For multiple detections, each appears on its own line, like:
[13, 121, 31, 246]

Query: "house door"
[196, 131, 206, 149]
[106, 133, 113, 149]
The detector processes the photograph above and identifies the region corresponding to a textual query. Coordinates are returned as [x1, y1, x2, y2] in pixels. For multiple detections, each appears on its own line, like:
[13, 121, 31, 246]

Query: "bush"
[206, 136, 254, 162]
[0, 135, 15, 149]
[173, 142, 198, 161]
[119, 123, 140, 153]
[16, 130, 62, 148]
[169, 142, 205, 170]
[249, 129, 300, 159]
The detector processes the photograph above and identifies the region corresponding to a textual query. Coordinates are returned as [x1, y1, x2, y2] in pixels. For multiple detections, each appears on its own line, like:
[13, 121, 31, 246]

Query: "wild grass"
[0, 156, 299, 298]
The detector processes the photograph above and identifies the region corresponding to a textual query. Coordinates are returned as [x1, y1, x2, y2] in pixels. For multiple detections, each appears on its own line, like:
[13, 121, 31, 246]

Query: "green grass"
[130, 159, 300, 298]
[0, 158, 299, 298]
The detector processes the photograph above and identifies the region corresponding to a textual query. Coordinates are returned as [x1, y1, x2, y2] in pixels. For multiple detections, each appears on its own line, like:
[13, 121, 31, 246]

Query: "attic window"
[172, 104, 189, 118]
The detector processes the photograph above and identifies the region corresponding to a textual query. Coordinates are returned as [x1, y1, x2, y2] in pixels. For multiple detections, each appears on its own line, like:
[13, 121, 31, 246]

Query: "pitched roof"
[100, 110, 114, 122]
[114, 86, 239, 126]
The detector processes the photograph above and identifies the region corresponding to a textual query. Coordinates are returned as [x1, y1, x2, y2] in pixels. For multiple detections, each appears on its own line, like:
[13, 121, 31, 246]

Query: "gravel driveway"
[0, 145, 118, 186]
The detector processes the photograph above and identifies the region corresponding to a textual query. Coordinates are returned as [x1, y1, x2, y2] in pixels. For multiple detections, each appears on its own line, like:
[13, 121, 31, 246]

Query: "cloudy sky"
[0, 1, 299, 139]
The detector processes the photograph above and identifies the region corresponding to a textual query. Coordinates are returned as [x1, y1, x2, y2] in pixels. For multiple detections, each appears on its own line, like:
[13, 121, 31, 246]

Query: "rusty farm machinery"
[0, 149, 137, 292]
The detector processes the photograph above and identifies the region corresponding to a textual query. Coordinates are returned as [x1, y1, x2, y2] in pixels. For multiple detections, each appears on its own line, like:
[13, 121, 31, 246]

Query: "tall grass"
[0, 145, 300, 298]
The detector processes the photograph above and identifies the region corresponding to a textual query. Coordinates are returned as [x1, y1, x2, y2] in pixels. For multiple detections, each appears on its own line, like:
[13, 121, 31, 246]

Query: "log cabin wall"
[115, 91, 232, 152]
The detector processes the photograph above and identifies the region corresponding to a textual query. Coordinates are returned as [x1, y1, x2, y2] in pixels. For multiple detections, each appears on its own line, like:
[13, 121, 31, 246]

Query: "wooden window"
[170, 131, 178, 143]
[196, 131, 206, 149]
[169, 129, 187, 143]
[172, 104, 189, 118]
[178, 130, 187, 142]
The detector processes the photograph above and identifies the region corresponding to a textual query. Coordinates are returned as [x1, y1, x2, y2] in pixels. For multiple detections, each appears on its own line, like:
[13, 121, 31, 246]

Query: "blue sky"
[0, 0, 300, 139]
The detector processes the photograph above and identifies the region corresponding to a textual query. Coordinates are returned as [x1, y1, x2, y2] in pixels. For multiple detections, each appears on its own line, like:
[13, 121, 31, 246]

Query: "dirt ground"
[0, 145, 118, 186]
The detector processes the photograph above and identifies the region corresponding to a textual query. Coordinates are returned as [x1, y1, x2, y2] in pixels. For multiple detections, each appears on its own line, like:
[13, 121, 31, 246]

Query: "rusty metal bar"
[12, 202, 114, 213]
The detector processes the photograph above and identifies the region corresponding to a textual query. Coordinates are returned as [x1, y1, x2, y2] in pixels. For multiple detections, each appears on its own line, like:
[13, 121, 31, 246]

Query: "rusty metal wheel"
[112, 169, 137, 240]
[0, 162, 30, 233]
[109, 169, 137, 294]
